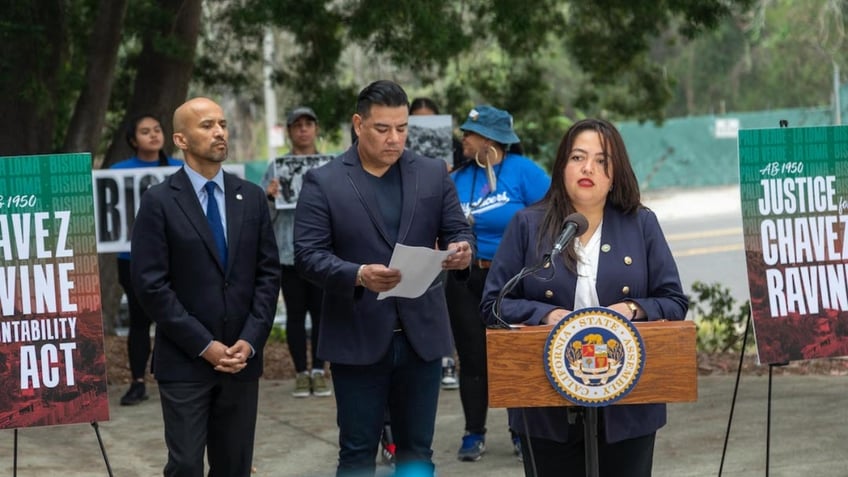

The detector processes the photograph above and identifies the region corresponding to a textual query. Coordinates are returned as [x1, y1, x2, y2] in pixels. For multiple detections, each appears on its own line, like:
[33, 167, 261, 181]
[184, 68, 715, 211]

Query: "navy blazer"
[481, 203, 688, 443]
[294, 147, 474, 365]
[131, 167, 280, 382]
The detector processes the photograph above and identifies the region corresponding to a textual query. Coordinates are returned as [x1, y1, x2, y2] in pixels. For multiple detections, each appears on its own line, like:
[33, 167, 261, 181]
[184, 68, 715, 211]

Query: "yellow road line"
[666, 227, 742, 241]
[674, 243, 744, 258]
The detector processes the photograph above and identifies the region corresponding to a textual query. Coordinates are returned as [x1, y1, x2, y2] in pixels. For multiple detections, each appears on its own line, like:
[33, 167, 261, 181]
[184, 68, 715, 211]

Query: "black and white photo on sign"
[407, 114, 453, 166]
[273, 154, 334, 209]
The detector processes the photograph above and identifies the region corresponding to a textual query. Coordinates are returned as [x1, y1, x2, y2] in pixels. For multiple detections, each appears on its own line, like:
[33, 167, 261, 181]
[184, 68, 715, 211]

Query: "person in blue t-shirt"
[448, 105, 551, 462]
[111, 114, 183, 406]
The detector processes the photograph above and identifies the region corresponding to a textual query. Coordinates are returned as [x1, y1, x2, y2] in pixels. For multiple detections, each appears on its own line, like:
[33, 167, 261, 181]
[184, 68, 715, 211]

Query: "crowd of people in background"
[110, 79, 687, 477]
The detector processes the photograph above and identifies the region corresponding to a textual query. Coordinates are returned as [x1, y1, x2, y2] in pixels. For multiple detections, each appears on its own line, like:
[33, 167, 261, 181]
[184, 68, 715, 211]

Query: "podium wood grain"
[486, 320, 697, 408]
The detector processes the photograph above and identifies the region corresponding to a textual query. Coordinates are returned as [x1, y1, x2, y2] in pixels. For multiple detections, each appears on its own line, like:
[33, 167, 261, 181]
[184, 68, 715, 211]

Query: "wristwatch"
[624, 301, 638, 320]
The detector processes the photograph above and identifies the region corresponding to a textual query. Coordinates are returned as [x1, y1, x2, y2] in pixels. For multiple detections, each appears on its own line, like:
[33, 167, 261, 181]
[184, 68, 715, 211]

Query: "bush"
[269, 324, 287, 344]
[689, 281, 753, 353]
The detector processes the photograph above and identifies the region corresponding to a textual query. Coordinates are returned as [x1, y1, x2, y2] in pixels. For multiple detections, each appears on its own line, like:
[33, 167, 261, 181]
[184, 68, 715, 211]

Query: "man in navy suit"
[131, 97, 280, 476]
[294, 80, 474, 477]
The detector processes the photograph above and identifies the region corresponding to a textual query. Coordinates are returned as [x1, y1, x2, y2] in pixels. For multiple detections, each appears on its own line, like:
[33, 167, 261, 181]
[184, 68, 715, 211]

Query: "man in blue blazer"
[294, 80, 474, 477]
[131, 97, 280, 477]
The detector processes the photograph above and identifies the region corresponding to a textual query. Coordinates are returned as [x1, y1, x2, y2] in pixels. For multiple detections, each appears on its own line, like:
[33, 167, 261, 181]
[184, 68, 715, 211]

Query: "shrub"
[689, 281, 752, 353]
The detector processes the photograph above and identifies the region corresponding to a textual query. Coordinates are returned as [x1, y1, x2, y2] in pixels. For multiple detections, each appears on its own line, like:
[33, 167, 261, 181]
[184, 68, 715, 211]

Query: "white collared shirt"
[183, 165, 227, 242]
[573, 222, 602, 309]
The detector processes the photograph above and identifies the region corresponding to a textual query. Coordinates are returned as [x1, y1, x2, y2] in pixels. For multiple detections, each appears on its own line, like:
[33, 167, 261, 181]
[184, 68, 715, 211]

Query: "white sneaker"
[441, 358, 459, 390]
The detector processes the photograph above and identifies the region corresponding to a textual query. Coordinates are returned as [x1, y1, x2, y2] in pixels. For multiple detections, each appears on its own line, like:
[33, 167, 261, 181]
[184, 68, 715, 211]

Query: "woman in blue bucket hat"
[447, 105, 551, 462]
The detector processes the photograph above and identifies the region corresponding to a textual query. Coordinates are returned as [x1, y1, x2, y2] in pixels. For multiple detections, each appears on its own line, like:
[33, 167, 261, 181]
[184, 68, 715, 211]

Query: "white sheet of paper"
[377, 244, 456, 300]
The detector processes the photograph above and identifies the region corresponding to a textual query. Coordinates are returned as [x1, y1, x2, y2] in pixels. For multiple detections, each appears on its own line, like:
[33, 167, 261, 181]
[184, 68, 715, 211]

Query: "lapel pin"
[236, 194, 243, 200]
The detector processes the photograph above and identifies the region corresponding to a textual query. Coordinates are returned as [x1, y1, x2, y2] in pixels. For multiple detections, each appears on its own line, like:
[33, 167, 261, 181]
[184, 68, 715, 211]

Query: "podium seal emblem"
[543, 307, 645, 406]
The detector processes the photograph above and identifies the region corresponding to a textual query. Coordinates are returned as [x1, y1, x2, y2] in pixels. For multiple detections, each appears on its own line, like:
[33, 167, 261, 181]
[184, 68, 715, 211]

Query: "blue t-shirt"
[112, 155, 183, 260]
[451, 153, 550, 260]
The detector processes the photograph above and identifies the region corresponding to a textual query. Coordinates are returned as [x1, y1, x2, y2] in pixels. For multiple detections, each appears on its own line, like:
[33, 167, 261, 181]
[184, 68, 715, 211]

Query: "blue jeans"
[332, 331, 441, 477]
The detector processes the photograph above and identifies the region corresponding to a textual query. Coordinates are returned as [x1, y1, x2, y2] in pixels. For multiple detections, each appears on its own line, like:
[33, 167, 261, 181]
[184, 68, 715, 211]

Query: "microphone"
[548, 212, 589, 258]
[490, 212, 589, 329]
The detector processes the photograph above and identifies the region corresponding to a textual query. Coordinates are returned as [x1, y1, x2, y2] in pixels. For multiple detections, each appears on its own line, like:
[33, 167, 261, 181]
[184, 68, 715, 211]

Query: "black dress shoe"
[120, 381, 149, 406]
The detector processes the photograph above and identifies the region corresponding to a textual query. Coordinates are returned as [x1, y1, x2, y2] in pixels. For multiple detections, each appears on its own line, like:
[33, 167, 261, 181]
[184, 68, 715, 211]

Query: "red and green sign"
[739, 125, 848, 364]
[0, 153, 109, 429]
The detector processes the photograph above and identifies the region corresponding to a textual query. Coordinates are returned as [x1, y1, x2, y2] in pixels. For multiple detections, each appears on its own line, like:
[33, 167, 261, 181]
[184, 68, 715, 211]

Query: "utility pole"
[834, 60, 841, 125]
[263, 28, 281, 158]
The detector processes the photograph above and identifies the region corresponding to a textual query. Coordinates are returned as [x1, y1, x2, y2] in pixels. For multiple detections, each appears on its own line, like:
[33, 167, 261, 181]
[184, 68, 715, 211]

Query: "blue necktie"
[204, 181, 227, 265]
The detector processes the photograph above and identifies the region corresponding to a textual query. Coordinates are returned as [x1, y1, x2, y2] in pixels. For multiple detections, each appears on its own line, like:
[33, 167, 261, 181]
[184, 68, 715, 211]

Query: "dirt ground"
[105, 335, 297, 385]
[104, 335, 848, 387]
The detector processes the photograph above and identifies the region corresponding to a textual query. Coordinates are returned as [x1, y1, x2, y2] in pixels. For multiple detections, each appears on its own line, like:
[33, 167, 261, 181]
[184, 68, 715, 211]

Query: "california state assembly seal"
[543, 307, 645, 407]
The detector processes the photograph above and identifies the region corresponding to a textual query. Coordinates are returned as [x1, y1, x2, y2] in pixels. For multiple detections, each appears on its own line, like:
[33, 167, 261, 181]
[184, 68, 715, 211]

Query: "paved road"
[2, 373, 847, 477]
[644, 185, 750, 304]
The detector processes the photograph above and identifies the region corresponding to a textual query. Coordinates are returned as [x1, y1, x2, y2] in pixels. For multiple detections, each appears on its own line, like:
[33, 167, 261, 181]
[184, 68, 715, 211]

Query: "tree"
[0, 1, 73, 155]
[63, 0, 129, 154]
[660, 0, 848, 117]
[0, 0, 756, 334]
[204, 0, 753, 165]
[100, 0, 202, 169]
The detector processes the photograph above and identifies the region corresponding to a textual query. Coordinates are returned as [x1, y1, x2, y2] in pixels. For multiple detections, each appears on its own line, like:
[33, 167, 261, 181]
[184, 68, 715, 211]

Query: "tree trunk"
[98, 0, 203, 334]
[65, 0, 127, 337]
[101, 0, 203, 168]
[62, 0, 128, 159]
[0, 1, 67, 155]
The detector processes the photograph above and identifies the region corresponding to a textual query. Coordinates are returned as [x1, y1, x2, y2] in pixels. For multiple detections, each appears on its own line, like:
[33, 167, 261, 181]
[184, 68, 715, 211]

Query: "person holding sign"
[409, 97, 468, 170]
[110, 114, 183, 406]
[479, 119, 688, 477]
[448, 105, 550, 462]
[261, 106, 333, 398]
[294, 80, 473, 477]
[131, 97, 279, 476]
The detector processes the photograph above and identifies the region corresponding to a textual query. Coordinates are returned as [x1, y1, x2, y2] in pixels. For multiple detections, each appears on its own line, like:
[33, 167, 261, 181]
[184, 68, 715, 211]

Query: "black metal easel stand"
[11, 421, 114, 476]
[716, 309, 786, 477]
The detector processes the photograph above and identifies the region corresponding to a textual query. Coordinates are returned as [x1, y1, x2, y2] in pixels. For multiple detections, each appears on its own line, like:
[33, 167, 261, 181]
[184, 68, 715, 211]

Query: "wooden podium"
[487, 320, 698, 407]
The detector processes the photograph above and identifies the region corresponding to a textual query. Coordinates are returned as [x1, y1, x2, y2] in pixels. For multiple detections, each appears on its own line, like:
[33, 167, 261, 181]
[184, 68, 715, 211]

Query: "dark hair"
[409, 97, 440, 115]
[356, 80, 409, 118]
[536, 118, 642, 268]
[125, 113, 168, 166]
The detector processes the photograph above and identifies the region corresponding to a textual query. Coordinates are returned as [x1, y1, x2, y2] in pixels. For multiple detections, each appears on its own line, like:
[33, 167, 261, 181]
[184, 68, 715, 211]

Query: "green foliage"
[201, 0, 753, 150]
[661, 0, 846, 117]
[268, 323, 287, 344]
[689, 280, 753, 353]
[0, 0, 764, 158]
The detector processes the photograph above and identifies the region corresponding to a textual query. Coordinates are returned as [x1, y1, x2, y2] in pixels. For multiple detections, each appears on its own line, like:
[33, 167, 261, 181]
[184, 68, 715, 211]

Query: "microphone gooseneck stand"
[490, 258, 550, 330]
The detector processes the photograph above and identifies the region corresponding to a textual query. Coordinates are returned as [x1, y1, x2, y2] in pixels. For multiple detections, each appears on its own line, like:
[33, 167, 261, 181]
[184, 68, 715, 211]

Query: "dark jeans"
[280, 264, 323, 372]
[118, 258, 152, 380]
[518, 411, 655, 477]
[331, 332, 441, 477]
[445, 266, 489, 435]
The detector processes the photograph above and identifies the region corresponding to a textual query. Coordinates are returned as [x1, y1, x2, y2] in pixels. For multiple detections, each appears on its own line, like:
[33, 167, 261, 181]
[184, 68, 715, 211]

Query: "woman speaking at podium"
[480, 118, 688, 477]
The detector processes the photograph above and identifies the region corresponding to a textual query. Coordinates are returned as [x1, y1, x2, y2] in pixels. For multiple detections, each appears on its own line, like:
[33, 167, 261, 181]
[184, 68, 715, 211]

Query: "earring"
[486, 145, 499, 162]
[474, 150, 486, 168]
